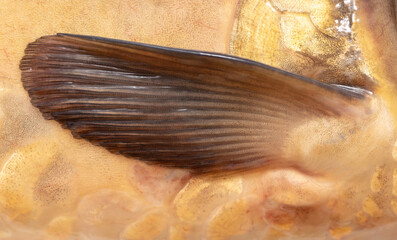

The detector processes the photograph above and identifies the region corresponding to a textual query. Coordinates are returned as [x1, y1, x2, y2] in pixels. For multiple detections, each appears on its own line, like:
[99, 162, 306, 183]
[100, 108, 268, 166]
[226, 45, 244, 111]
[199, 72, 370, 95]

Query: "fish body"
[0, 0, 397, 239]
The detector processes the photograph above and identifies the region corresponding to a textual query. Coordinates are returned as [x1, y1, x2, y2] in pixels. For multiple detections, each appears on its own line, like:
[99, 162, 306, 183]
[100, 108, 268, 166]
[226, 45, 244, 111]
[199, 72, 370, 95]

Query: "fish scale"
[0, 0, 397, 239]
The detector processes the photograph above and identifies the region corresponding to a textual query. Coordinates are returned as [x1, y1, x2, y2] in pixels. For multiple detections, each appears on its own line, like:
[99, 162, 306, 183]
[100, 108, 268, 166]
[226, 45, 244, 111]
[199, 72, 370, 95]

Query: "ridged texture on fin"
[19, 34, 371, 173]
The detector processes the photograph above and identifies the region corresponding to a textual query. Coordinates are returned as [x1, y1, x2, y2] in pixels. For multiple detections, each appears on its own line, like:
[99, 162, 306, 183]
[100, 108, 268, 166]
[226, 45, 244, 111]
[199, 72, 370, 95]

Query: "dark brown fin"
[19, 33, 373, 173]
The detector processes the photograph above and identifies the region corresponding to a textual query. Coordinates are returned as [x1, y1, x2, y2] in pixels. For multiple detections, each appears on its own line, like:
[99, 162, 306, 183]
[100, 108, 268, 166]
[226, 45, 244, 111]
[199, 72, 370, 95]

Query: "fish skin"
[355, 0, 397, 123]
[0, 0, 397, 239]
[231, 0, 397, 238]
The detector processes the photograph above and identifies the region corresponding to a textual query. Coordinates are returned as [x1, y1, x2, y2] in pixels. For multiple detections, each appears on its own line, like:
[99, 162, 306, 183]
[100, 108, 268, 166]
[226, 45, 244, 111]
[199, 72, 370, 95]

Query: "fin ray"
[20, 34, 371, 173]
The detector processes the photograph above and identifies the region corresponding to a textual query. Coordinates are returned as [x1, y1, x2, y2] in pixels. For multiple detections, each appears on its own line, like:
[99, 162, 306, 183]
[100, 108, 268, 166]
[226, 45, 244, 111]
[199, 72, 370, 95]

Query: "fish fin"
[19, 34, 373, 173]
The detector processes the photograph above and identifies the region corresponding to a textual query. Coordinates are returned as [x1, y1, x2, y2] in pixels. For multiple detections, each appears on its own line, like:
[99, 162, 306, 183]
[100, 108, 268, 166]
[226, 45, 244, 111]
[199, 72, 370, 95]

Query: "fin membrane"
[19, 33, 371, 173]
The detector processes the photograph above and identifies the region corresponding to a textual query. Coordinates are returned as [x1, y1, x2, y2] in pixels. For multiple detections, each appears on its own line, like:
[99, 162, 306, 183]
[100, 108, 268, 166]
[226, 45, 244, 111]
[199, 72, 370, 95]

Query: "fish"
[1, 0, 397, 239]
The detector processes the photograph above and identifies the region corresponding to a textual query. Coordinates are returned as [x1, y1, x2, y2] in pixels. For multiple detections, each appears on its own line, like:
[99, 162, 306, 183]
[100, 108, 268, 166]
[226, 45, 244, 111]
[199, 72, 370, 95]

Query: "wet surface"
[1, 0, 397, 239]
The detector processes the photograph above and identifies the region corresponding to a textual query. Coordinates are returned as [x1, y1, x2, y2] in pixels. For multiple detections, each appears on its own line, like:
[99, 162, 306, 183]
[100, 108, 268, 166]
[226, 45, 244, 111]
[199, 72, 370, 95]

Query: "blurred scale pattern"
[1, 0, 397, 239]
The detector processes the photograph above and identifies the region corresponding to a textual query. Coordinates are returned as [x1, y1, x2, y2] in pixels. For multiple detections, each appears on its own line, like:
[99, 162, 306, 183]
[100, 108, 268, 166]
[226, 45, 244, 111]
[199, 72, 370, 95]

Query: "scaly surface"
[1, 0, 397, 239]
